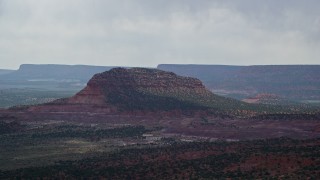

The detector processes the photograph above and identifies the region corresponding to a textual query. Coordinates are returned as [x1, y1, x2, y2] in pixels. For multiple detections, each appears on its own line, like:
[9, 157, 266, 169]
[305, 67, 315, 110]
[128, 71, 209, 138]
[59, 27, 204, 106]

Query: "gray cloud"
[0, 0, 319, 69]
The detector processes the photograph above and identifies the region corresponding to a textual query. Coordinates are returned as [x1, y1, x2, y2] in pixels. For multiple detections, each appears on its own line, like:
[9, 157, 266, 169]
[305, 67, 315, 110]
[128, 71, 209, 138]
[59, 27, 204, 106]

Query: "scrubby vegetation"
[0, 121, 24, 134]
[1, 137, 319, 179]
[0, 123, 150, 171]
[0, 67, 319, 179]
[31, 125, 148, 139]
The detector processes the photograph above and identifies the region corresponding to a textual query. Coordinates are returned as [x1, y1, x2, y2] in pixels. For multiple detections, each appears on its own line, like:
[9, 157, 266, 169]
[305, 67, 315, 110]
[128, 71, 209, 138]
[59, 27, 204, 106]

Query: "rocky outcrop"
[3, 67, 315, 121]
[68, 68, 216, 110]
[8, 67, 257, 118]
[26, 68, 221, 113]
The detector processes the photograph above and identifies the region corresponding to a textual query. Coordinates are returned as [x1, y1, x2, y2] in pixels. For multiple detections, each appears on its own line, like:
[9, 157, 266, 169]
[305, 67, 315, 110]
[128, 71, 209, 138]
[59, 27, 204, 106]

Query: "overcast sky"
[0, 0, 319, 69]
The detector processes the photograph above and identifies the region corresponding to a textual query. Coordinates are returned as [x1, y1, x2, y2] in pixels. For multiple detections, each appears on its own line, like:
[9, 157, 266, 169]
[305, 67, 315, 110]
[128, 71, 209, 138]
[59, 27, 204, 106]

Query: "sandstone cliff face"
[67, 85, 106, 105]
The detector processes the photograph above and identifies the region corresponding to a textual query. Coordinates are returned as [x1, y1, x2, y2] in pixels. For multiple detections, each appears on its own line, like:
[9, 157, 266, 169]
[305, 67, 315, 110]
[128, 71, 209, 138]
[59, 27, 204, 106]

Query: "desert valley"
[0, 65, 319, 179]
[1, 0, 320, 178]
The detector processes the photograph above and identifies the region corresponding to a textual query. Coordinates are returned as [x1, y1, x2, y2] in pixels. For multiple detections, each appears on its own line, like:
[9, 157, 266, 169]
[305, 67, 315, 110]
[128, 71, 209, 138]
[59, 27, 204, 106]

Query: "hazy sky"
[0, 0, 319, 69]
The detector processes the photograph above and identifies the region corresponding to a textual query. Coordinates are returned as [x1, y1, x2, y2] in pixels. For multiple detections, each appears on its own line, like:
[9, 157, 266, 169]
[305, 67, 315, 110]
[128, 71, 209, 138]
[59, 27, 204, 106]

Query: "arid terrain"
[1, 67, 320, 179]
[1, 0, 319, 178]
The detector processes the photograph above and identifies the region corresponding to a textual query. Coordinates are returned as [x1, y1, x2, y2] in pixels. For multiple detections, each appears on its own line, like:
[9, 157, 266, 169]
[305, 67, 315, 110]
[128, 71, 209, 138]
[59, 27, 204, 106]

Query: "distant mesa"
[52, 68, 214, 110]
[3, 67, 319, 138]
[0, 69, 14, 75]
[1, 64, 319, 104]
[25, 67, 249, 115]
[0, 64, 118, 83]
[1, 66, 319, 142]
[67, 68, 211, 105]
